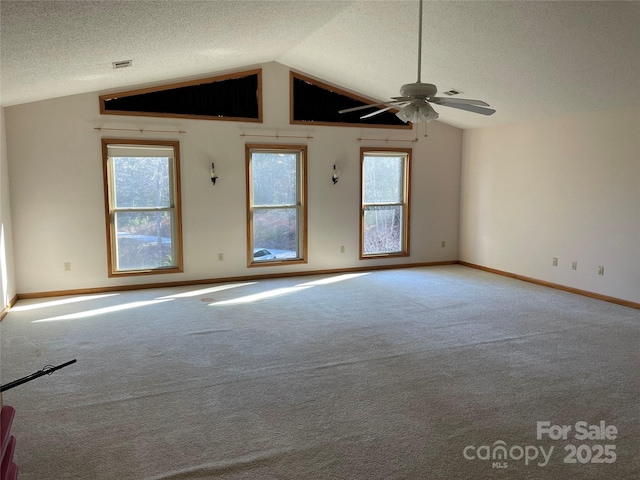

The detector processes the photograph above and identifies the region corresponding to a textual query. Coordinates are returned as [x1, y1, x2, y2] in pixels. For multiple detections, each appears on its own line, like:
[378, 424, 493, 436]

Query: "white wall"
[0, 107, 17, 308]
[5, 62, 462, 295]
[460, 106, 640, 303]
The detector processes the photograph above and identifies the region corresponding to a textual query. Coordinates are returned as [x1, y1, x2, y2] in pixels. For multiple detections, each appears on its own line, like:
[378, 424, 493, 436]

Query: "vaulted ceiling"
[1, 0, 638, 129]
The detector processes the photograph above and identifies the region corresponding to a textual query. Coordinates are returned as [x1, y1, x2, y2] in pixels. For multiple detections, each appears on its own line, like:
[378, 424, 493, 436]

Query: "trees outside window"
[246, 145, 307, 266]
[360, 148, 411, 258]
[102, 139, 183, 276]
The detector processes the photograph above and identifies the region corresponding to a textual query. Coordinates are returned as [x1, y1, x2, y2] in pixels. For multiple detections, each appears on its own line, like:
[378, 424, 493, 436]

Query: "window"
[360, 148, 411, 258]
[246, 145, 307, 266]
[290, 71, 410, 128]
[100, 69, 262, 122]
[102, 139, 183, 276]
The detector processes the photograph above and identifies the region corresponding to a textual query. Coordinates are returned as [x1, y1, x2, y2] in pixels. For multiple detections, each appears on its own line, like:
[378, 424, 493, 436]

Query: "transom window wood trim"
[99, 69, 262, 122]
[290, 71, 410, 129]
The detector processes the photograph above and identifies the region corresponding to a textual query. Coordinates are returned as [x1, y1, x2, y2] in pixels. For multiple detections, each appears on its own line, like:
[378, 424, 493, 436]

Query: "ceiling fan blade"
[339, 100, 409, 114]
[431, 97, 490, 107]
[391, 96, 414, 101]
[435, 101, 496, 116]
[360, 105, 397, 119]
[339, 102, 395, 114]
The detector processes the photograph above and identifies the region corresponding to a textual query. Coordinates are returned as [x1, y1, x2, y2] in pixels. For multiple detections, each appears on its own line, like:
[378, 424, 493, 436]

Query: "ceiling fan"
[339, 0, 495, 124]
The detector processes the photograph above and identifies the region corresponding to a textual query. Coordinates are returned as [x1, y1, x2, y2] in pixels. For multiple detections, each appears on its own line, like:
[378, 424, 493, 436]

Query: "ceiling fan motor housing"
[400, 82, 437, 99]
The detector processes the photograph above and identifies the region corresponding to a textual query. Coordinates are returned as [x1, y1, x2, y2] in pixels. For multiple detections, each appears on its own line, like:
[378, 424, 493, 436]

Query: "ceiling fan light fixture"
[396, 102, 439, 124]
[418, 102, 439, 122]
[396, 104, 416, 123]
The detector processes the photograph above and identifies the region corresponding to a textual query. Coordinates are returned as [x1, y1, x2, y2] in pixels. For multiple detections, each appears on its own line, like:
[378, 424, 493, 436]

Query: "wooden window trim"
[359, 147, 412, 259]
[245, 144, 308, 267]
[290, 71, 411, 129]
[99, 69, 263, 122]
[102, 138, 184, 277]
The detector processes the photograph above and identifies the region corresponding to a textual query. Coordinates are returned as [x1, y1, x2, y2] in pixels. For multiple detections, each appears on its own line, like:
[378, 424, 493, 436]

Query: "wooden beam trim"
[0, 294, 19, 322]
[459, 261, 640, 310]
[10, 262, 638, 311]
[15, 262, 457, 300]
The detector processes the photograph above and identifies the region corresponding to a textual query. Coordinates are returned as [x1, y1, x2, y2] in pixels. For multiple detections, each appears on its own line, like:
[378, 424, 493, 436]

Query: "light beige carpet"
[1, 265, 638, 479]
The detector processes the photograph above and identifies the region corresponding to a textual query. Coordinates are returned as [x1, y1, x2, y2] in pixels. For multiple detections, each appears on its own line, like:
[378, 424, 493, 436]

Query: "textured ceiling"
[1, 0, 638, 129]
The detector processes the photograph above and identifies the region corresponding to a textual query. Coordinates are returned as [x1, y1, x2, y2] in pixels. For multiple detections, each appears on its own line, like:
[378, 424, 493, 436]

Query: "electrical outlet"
[340, 246, 345, 253]
[598, 266, 604, 276]
[571, 261, 577, 270]
[218, 253, 224, 261]
[64, 262, 71, 271]
[553, 257, 558, 266]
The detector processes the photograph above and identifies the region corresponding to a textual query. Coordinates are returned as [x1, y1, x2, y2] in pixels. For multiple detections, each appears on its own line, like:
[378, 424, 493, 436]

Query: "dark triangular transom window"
[290, 72, 409, 129]
[100, 69, 262, 122]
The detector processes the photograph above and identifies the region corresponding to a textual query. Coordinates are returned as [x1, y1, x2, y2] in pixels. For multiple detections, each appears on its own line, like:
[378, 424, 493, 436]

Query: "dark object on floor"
[0, 359, 77, 392]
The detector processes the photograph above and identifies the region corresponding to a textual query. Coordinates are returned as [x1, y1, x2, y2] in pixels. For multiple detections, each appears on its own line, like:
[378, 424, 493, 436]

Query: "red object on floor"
[1, 406, 18, 479]
[6, 461, 18, 480]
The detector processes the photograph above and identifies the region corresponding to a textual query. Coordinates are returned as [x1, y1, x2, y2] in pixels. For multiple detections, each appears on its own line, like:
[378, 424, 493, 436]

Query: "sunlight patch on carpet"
[157, 282, 257, 299]
[32, 298, 174, 322]
[12, 293, 120, 312]
[210, 286, 313, 305]
[297, 272, 371, 286]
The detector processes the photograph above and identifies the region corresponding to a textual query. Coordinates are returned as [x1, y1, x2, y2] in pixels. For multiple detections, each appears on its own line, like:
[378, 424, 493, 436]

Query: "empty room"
[0, 1, 638, 479]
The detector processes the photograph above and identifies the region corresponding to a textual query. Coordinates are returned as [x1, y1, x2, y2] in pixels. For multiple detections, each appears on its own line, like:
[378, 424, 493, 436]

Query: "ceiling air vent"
[112, 59, 133, 69]
[442, 89, 462, 96]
